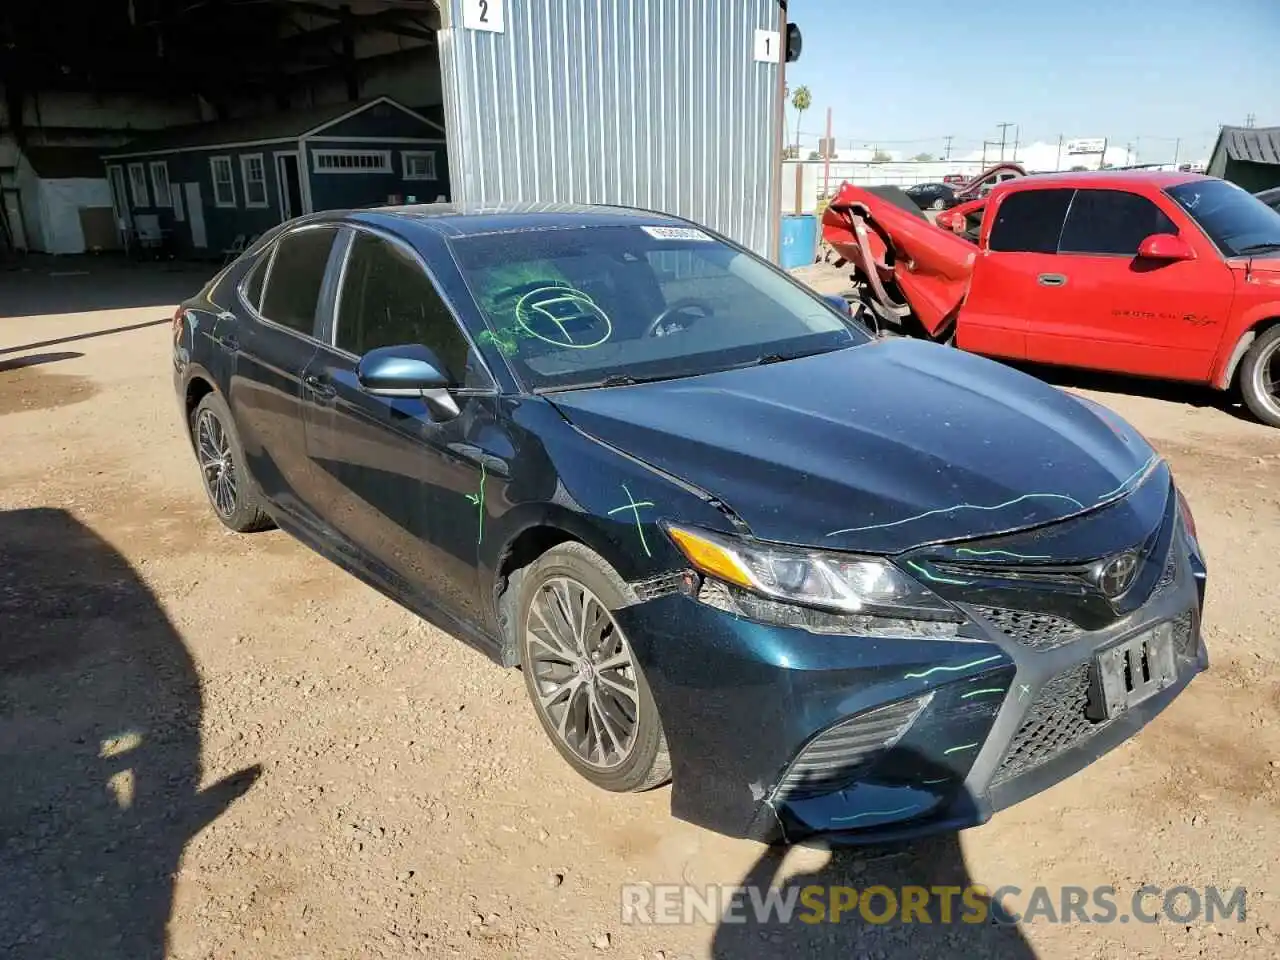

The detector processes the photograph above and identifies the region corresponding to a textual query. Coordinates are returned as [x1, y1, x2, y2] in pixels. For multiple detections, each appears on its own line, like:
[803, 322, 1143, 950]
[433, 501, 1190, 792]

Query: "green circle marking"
[514, 285, 614, 349]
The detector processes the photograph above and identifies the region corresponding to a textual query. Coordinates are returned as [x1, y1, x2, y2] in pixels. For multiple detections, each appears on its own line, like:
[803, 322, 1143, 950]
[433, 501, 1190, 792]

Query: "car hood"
[546, 338, 1161, 554]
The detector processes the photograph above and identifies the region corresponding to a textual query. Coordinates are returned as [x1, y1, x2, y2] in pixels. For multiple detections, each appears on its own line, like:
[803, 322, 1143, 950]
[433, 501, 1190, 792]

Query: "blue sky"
[785, 0, 1280, 163]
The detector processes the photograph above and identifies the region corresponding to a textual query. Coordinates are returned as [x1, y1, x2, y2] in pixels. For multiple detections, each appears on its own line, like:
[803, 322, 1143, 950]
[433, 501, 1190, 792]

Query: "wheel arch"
[1215, 314, 1280, 390]
[489, 507, 652, 668]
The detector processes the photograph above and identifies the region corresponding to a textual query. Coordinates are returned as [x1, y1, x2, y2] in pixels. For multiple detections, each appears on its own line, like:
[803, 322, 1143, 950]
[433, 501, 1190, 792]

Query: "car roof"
[995, 170, 1209, 195]
[341, 201, 691, 239]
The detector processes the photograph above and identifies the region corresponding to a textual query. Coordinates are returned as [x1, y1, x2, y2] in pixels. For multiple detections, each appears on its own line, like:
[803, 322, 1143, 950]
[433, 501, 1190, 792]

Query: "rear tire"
[516, 542, 671, 793]
[190, 392, 275, 533]
[1239, 326, 1280, 428]
[931, 196, 947, 211]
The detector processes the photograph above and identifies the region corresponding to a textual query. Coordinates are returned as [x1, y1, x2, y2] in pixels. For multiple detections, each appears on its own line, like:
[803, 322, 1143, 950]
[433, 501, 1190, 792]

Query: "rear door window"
[1058, 190, 1179, 256]
[259, 226, 339, 335]
[988, 189, 1075, 253]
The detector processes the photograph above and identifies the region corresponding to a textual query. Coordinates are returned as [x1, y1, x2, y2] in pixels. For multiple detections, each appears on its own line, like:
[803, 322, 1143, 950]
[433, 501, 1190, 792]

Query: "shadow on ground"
[1011, 360, 1251, 421]
[0, 254, 214, 319]
[0, 508, 260, 959]
[712, 831, 1036, 959]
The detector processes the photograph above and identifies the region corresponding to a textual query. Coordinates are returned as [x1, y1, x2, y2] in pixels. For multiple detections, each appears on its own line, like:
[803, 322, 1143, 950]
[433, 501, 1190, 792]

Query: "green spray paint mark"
[960, 687, 1006, 699]
[465, 461, 487, 545]
[905, 559, 970, 586]
[607, 484, 655, 557]
[825, 454, 1162, 540]
[954, 547, 1052, 561]
[904, 654, 1003, 680]
[830, 804, 922, 824]
[921, 777, 950, 785]
[943, 742, 979, 756]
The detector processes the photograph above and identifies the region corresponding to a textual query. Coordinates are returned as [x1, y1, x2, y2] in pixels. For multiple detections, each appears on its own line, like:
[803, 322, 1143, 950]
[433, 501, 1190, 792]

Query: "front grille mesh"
[991, 663, 1101, 786]
[975, 606, 1080, 651]
[774, 695, 930, 801]
[1172, 610, 1195, 659]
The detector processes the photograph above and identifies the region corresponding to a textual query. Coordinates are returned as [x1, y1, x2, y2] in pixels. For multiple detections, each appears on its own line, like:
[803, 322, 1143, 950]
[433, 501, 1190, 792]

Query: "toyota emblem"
[1095, 552, 1140, 599]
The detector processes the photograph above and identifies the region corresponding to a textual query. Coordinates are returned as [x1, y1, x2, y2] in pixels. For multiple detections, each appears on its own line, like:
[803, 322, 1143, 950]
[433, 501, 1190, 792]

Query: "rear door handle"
[1037, 273, 1068, 287]
[303, 374, 337, 400]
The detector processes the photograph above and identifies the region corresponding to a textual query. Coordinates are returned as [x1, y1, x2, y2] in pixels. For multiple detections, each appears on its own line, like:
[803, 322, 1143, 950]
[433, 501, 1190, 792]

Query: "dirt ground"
[1, 255, 1278, 960]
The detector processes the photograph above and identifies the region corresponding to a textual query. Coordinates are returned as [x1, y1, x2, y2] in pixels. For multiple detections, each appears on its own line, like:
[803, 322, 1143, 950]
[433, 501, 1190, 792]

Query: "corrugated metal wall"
[436, 0, 782, 258]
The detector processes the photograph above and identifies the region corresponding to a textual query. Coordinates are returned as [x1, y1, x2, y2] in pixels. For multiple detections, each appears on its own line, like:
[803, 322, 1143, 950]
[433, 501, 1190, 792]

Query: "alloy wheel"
[196, 408, 238, 518]
[1252, 338, 1280, 419]
[525, 576, 640, 770]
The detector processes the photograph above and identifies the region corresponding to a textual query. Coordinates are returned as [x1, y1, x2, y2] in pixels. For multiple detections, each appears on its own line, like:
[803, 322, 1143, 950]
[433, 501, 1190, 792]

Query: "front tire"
[516, 542, 671, 793]
[931, 196, 947, 211]
[190, 392, 274, 533]
[1239, 326, 1280, 428]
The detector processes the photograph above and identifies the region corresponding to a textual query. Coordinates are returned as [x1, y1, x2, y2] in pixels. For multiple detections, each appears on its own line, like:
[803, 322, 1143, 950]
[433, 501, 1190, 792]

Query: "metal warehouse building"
[0, 0, 787, 261]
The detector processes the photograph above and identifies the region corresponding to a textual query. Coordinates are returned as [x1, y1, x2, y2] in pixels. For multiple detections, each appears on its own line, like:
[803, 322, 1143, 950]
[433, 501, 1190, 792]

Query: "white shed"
[13, 146, 120, 255]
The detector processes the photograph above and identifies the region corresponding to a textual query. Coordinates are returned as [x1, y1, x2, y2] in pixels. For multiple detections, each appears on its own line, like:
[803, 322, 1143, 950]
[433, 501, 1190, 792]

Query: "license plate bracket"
[1089, 622, 1178, 721]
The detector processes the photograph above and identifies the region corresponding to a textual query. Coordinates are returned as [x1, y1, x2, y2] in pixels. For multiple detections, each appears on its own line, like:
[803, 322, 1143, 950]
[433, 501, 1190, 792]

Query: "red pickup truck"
[823, 171, 1280, 426]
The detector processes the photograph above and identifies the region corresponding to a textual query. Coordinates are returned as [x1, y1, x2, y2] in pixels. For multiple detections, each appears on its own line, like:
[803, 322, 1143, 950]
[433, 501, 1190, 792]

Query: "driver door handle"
[303, 374, 337, 400]
[1037, 273, 1068, 287]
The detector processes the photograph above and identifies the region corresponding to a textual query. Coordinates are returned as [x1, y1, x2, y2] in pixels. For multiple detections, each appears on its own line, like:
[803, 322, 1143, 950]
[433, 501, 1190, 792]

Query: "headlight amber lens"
[664, 524, 960, 621]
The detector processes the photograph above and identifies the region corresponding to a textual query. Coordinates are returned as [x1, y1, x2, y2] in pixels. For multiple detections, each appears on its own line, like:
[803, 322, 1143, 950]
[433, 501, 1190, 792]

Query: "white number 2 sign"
[754, 29, 781, 63]
[463, 0, 505, 33]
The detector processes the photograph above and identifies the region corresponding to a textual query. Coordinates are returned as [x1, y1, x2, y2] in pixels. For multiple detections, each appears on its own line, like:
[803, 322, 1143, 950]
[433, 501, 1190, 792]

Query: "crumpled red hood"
[822, 182, 978, 336]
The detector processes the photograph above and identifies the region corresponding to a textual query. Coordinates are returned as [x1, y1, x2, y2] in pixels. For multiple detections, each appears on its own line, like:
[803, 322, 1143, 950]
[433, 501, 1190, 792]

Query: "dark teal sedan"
[173, 203, 1208, 843]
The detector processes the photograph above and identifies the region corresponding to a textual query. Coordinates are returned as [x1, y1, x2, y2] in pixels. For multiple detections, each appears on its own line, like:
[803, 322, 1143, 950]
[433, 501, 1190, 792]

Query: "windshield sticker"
[514, 285, 614, 349]
[607, 484, 655, 557]
[641, 225, 713, 242]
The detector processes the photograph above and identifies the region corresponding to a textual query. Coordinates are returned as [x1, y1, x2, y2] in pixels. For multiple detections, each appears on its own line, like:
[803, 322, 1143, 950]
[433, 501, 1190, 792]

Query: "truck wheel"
[1239, 326, 1280, 428]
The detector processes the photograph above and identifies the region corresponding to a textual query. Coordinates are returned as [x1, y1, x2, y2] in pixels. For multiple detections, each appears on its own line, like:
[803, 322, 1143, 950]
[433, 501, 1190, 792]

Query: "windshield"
[447, 225, 869, 391]
[1165, 179, 1280, 257]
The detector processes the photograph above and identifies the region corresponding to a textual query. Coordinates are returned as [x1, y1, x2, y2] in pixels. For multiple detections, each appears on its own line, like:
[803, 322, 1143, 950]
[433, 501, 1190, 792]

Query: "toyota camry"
[173, 203, 1208, 843]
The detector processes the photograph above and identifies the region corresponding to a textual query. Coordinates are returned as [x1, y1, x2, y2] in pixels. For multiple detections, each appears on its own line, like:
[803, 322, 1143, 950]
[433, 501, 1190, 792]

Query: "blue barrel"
[779, 213, 818, 269]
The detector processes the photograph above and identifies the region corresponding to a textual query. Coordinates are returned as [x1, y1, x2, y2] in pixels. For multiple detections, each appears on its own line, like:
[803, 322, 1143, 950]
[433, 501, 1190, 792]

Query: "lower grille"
[991, 663, 1103, 786]
[774, 695, 931, 801]
[975, 606, 1080, 651]
[1172, 609, 1196, 659]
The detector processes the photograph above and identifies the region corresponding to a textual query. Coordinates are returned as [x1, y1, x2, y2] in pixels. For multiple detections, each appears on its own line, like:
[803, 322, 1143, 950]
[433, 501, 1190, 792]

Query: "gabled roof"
[1210, 126, 1280, 167]
[102, 96, 443, 159]
[23, 145, 110, 179]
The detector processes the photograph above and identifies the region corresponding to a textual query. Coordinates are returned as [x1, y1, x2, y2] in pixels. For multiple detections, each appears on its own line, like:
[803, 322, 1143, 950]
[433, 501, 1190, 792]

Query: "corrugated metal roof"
[102, 96, 423, 157]
[22, 145, 108, 179]
[1216, 126, 1280, 166]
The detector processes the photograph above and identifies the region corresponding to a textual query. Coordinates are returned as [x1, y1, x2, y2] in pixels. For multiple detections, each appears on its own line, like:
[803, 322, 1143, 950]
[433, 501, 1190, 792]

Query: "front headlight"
[665, 524, 962, 622]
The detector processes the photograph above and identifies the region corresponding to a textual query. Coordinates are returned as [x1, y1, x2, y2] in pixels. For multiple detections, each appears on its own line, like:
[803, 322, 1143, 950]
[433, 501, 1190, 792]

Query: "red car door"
[1023, 187, 1236, 382]
[958, 187, 1076, 360]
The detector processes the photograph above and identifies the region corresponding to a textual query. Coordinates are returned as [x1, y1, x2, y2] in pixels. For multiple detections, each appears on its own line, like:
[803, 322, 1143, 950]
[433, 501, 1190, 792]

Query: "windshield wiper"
[536, 372, 676, 394]
[1236, 242, 1280, 255]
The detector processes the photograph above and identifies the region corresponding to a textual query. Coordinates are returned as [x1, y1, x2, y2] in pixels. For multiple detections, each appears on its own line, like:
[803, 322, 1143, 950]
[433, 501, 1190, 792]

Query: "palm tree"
[790, 85, 812, 153]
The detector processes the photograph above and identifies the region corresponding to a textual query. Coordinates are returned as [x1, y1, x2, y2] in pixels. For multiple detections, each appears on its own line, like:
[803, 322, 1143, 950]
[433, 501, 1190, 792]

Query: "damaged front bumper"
[613, 513, 1208, 845]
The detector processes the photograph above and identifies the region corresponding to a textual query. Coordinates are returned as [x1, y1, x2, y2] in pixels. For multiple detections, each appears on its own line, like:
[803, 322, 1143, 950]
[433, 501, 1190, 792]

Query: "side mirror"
[1136, 233, 1195, 262]
[357, 343, 459, 419]
[822, 293, 852, 316]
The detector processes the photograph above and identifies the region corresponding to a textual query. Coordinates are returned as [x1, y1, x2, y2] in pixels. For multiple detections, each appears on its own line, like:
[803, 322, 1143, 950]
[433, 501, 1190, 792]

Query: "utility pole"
[996, 122, 1014, 161]
[1173, 137, 1181, 166]
[1246, 113, 1257, 128]
[822, 106, 832, 200]
[1012, 125, 1020, 162]
[1056, 134, 1064, 170]
[943, 135, 953, 160]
